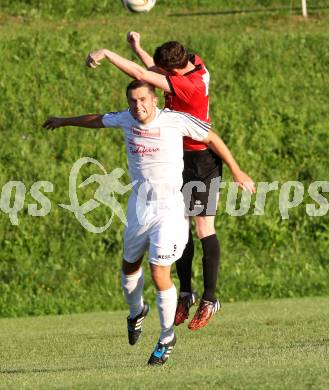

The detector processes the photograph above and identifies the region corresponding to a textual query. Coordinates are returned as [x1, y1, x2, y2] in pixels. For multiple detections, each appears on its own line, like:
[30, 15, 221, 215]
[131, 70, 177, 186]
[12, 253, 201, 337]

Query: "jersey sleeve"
[167, 75, 195, 103]
[176, 112, 211, 141]
[102, 110, 129, 128]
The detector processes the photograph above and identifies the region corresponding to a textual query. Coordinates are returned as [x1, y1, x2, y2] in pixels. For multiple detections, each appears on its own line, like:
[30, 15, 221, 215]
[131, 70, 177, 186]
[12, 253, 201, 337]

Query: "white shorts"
[124, 193, 189, 266]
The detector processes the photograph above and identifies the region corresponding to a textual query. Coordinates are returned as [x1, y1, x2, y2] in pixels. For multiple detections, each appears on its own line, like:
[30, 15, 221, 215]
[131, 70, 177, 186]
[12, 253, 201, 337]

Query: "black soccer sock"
[201, 234, 220, 302]
[175, 229, 194, 294]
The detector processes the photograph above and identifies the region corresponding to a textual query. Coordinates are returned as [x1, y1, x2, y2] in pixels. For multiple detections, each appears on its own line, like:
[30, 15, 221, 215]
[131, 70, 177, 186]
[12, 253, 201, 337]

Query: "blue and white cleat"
[147, 334, 177, 366]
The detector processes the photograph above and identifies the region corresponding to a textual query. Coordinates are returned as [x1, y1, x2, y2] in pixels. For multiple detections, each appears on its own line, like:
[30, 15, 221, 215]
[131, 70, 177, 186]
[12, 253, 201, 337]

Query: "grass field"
[1, 296, 328, 389]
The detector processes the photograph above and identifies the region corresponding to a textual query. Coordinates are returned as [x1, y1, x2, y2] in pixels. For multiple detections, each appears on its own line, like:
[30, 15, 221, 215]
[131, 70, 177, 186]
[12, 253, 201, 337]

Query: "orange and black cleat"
[174, 292, 198, 326]
[188, 299, 221, 330]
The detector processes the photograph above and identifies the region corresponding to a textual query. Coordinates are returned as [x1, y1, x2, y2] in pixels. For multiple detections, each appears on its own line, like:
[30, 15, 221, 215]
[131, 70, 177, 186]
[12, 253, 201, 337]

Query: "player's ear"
[153, 96, 158, 107]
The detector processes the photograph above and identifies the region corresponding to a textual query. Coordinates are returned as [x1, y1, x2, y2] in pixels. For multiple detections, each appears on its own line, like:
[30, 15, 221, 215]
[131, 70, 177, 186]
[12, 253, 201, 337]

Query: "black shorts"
[182, 149, 223, 216]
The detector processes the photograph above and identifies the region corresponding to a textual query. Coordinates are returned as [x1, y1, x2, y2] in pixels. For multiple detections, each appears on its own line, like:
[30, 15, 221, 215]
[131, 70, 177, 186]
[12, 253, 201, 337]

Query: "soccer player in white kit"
[87, 38, 257, 331]
[43, 80, 255, 366]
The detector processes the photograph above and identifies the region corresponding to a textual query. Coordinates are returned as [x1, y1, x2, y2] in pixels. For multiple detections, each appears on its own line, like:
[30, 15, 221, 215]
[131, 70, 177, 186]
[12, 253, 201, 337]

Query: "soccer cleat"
[147, 334, 177, 366]
[174, 291, 198, 326]
[127, 303, 150, 345]
[188, 299, 221, 331]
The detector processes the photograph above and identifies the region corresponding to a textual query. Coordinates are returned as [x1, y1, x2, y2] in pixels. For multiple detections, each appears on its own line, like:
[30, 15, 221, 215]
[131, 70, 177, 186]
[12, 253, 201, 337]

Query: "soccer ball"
[122, 0, 156, 13]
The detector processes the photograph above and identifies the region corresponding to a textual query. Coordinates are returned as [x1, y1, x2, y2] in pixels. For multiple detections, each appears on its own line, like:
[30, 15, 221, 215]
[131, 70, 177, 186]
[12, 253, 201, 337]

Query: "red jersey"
[165, 54, 210, 151]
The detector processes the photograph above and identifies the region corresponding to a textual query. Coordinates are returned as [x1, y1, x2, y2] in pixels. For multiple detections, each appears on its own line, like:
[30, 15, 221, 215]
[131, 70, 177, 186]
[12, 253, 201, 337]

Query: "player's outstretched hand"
[42, 117, 64, 130]
[127, 31, 141, 51]
[86, 49, 104, 68]
[233, 169, 256, 193]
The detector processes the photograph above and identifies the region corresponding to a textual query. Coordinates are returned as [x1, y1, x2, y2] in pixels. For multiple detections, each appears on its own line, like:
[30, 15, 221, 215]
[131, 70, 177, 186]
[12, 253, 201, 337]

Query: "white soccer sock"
[121, 268, 144, 319]
[156, 284, 177, 343]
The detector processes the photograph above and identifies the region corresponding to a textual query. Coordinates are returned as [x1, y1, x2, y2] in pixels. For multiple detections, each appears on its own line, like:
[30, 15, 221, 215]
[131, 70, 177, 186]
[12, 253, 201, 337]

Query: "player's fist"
[127, 31, 141, 51]
[86, 49, 104, 68]
[42, 117, 64, 130]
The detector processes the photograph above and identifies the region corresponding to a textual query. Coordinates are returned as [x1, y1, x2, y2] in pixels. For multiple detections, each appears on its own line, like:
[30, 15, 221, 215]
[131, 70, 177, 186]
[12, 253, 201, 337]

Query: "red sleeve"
[167, 75, 195, 103]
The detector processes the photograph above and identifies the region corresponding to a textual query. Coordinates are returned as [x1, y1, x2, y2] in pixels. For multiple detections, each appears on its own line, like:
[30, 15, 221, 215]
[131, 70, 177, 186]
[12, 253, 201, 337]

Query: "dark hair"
[126, 79, 156, 98]
[153, 41, 189, 72]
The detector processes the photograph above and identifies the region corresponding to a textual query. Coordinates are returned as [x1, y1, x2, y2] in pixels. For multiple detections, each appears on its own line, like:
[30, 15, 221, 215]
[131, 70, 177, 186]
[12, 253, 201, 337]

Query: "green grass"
[1, 296, 328, 389]
[1, 0, 329, 19]
[0, 1, 329, 316]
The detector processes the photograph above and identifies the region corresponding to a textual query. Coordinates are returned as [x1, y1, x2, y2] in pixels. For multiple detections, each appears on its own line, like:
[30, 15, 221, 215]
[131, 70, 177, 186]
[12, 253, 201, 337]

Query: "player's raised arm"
[42, 115, 104, 130]
[203, 130, 256, 193]
[127, 32, 154, 69]
[86, 49, 171, 92]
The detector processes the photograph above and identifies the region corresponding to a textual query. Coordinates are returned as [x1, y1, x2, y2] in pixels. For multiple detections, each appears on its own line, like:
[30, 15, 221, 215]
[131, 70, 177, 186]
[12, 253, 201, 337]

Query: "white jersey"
[102, 108, 210, 202]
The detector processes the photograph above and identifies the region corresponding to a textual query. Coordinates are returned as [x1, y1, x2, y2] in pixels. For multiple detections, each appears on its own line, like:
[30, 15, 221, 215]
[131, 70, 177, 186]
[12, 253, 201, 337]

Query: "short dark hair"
[126, 79, 156, 98]
[153, 41, 189, 72]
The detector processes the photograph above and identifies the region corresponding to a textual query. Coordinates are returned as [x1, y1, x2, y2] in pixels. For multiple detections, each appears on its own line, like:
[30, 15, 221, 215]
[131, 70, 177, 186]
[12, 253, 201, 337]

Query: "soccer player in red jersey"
[86, 34, 255, 330]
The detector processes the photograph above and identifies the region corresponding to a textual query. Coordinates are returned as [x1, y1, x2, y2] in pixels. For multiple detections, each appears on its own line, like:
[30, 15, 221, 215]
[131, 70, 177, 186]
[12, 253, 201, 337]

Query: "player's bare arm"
[86, 49, 171, 92]
[203, 130, 256, 193]
[127, 31, 155, 68]
[42, 114, 104, 130]
[126, 32, 166, 74]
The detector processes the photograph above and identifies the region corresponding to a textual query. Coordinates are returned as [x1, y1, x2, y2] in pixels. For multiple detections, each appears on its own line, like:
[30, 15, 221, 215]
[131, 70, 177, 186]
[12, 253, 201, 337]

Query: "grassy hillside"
[1, 0, 328, 19]
[0, 1, 328, 316]
[1, 297, 329, 389]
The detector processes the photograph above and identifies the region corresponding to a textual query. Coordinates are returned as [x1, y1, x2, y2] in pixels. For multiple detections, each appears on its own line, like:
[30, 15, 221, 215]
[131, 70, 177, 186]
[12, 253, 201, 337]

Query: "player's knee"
[195, 216, 215, 239]
[122, 258, 142, 275]
[150, 265, 172, 291]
